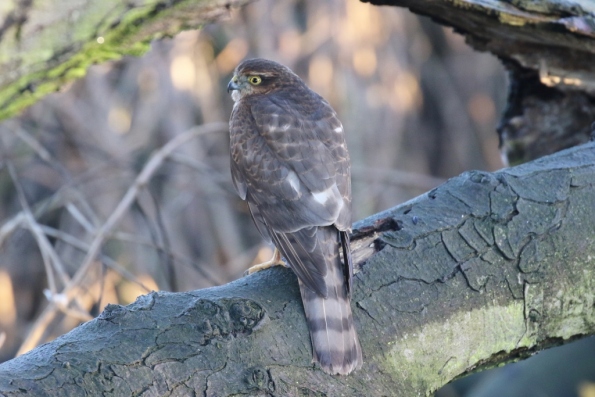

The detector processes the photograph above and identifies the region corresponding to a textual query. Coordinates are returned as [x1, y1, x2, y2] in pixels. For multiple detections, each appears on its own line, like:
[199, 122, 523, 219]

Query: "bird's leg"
[245, 248, 286, 275]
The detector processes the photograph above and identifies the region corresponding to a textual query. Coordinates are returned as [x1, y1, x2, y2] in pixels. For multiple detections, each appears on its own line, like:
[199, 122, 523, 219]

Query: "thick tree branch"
[0, 0, 253, 120]
[365, 0, 595, 86]
[1, 141, 594, 396]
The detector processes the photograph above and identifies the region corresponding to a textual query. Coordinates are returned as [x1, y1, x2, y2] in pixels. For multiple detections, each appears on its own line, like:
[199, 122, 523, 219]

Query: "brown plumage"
[227, 58, 362, 375]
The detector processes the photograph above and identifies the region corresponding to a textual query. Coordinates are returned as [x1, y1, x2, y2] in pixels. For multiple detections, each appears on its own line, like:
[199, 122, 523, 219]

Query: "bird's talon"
[244, 249, 285, 276]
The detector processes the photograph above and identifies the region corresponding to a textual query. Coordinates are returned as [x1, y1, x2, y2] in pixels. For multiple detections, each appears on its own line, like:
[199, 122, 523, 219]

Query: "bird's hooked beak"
[227, 75, 240, 93]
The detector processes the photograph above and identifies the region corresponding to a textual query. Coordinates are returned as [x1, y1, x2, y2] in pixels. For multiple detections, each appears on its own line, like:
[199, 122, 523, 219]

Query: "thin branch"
[4, 161, 64, 292]
[100, 230, 225, 285]
[13, 128, 55, 163]
[0, 127, 100, 250]
[351, 165, 445, 191]
[39, 225, 153, 293]
[13, 127, 97, 217]
[169, 153, 235, 189]
[131, 197, 173, 289]
[148, 189, 177, 291]
[42, 289, 93, 322]
[16, 122, 228, 355]
[0, 213, 26, 248]
[2, 159, 96, 327]
[65, 203, 96, 234]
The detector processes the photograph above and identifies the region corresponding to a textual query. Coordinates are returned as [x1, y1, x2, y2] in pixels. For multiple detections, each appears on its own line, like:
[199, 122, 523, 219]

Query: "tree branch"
[0, 0, 254, 120]
[363, 0, 595, 164]
[1, 141, 594, 396]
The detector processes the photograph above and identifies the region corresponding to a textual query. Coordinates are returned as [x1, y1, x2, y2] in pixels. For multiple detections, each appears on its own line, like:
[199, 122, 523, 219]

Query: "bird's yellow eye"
[248, 76, 262, 85]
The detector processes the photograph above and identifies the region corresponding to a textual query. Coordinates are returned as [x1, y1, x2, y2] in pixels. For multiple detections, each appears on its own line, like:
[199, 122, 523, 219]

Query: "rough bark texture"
[0, 0, 252, 120]
[363, 0, 595, 164]
[2, 0, 594, 395]
[1, 141, 594, 396]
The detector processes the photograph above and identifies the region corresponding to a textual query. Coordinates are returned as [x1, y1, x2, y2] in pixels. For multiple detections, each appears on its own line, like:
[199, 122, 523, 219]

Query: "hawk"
[227, 58, 362, 375]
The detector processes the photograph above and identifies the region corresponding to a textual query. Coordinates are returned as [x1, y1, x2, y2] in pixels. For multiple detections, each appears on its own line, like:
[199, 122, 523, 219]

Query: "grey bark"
[2, 0, 595, 395]
[1, 141, 594, 396]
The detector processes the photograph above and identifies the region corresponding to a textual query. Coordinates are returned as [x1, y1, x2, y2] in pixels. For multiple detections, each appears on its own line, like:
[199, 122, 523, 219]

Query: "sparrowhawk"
[227, 58, 362, 375]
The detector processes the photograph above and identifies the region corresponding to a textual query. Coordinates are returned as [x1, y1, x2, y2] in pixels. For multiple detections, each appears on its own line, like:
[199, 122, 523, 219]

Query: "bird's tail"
[298, 230, 362, 375]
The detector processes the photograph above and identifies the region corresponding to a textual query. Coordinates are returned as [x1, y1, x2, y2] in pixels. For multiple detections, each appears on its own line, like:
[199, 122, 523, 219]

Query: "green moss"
[541, 264, 595, 339]
[498, 12, 529, 26]
[0, 0, 211, 120]
[380, 302, 530, 395]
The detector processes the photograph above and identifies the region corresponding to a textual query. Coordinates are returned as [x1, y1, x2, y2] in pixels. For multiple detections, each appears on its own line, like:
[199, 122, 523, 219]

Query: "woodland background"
[1, 0, 592, 396]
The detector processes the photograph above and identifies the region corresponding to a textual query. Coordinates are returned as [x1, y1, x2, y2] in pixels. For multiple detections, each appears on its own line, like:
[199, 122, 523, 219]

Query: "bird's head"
[227, 58, 299, 102]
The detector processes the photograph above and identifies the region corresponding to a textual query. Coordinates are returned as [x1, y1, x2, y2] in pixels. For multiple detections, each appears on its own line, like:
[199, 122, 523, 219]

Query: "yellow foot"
[244, 249, 285, 276]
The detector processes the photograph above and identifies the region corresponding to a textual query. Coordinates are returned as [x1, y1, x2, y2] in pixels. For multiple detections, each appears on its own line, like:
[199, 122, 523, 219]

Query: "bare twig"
[148, 189, 176, 291]
[351, 166, 445, 191]
[0, 213, 26, 248]
[40, 225, 153, 293]
[42, 289, 93, 322]
[169, 153, 234, 189]
[16, 122, 228, 355]
[3, 160, 95, 326]
[65, 203, 95, 233]
[97, 230, 224, 285]
[4, 161, 67, 293]
[0, 127, 100, 250]
[14, 125, 103, 232]
[0, 189, 77, 249]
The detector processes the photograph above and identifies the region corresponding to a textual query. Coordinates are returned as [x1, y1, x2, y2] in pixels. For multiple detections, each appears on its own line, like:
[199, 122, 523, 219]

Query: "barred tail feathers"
[298, 228, 362, 375]
[270, 225, 362, 374]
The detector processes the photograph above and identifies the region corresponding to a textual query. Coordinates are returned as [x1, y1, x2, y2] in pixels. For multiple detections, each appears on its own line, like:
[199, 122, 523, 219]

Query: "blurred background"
[6, 0, 588, 395]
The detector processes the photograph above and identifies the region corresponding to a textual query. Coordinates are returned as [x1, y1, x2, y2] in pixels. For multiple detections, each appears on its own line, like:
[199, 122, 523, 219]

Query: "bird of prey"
[227, 58, 362, 375]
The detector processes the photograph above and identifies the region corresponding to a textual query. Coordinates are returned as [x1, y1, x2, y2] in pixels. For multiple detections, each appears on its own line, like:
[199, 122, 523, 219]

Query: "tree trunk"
[1, 141, 594, 396]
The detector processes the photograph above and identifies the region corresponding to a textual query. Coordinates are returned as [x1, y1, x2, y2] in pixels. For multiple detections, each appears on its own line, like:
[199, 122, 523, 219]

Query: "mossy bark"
[1, 141, 594, 396]
[0, 0, 253, 120]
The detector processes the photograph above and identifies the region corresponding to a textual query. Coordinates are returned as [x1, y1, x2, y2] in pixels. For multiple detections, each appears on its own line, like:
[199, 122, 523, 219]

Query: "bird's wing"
[229, 92, 352, 294]
[269, 226, 327, 295]
[248, 94, 351, 231]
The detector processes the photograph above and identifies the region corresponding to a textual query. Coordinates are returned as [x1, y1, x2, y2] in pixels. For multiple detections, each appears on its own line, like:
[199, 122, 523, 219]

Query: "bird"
[227, 58, 362, 375]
